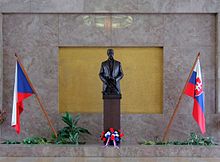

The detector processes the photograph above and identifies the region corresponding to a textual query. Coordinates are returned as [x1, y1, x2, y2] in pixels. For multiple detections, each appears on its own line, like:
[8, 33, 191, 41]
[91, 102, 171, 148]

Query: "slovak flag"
[11, 61, 34, 134]
[184, 58, 205, 134]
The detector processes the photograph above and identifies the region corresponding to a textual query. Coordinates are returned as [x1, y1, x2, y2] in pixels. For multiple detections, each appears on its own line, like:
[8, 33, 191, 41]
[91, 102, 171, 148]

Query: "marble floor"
[0, 157, 219, 162]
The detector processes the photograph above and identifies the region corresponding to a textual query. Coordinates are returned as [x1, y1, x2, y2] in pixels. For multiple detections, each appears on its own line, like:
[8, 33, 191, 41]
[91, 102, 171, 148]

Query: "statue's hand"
[106, 76, 111, 81]
[109, 78, 116, 86]
[105, 76, 110, 84]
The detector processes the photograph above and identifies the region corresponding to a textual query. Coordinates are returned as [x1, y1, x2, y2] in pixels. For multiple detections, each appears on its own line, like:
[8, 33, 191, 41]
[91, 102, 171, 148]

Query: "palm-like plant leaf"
[77, 127, 91, 135]
[73, 114, 80, 126]
[62, 112, 73, 127]
[53, 112, 91, 144]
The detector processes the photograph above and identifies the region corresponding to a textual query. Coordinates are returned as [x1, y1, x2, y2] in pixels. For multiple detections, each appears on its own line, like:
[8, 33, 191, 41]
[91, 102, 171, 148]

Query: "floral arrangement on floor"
[101, 128, 124, 148]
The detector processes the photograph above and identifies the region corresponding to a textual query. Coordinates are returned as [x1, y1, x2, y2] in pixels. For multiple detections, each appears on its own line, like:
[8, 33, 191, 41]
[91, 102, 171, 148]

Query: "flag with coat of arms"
[184, 58, 205, 134]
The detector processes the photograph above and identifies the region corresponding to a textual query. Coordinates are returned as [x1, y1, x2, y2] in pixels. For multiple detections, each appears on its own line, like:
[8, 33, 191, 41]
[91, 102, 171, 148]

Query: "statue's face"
[108, 53, 114, 59]
[107, 50, 114, 60]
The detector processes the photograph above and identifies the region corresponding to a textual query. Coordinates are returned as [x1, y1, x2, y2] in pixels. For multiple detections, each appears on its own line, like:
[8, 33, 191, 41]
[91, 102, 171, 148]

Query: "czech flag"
[184, 58, 205, 134]
[11, 61, 34, 134]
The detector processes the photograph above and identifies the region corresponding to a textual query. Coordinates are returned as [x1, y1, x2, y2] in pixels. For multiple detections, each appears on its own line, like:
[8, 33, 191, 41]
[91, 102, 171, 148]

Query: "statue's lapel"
[112, 60, 115, 76]
[105, 61, 110, 75]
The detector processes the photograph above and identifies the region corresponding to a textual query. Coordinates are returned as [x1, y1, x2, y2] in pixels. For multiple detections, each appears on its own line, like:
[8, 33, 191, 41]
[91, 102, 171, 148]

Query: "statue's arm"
[115, 63, 124, 82]
[99, 63, 107, 83]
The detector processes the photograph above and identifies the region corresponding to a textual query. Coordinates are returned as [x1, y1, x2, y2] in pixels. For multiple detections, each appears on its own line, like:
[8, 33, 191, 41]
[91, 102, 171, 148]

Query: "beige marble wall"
[217, 14, 220, 113]
[31, 0, 84, 13]
[59, 14, 112, 46]
[0, 0, 31, 13]
[0, 0, 219, 13]
[2, 14, 60, 140]
[1, 13, 217, 144]
[0, 14, 2, 112]
[0, 14, 2, 139]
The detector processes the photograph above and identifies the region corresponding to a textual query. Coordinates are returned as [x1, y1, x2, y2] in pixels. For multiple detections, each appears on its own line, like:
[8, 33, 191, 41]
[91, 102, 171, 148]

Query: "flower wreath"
[101, 128, 124, 147]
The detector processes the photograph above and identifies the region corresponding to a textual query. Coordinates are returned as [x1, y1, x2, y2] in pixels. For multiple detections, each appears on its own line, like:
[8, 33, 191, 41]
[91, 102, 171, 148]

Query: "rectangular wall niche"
[59, 47, 163, 113]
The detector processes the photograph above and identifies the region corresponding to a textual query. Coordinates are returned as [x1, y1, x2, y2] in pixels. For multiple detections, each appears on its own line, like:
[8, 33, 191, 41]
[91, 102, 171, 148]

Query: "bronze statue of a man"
[99, 49, 124, 95]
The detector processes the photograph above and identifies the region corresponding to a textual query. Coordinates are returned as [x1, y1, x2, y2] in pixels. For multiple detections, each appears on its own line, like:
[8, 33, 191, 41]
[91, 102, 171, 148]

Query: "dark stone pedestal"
[103, 94, 121, 131]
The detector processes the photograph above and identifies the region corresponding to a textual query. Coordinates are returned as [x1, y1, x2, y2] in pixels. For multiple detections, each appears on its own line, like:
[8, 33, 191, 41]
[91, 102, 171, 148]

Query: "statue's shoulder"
[114, 60, 121, 65]
[101, 59, 121, 65]
[102, 60, 108, 65]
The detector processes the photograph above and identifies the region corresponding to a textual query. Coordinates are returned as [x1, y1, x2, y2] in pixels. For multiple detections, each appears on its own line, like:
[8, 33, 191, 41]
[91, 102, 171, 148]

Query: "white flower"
[105, 131, 111, 137]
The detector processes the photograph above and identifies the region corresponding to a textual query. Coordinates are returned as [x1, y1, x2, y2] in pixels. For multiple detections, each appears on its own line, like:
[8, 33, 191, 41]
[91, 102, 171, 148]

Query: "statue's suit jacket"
[99, 59, 124, 93]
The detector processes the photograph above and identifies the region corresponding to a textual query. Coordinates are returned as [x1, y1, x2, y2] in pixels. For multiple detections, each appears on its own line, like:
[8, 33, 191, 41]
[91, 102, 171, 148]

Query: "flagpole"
[15, 53, 58, 138]
[162, 52, 200, 142]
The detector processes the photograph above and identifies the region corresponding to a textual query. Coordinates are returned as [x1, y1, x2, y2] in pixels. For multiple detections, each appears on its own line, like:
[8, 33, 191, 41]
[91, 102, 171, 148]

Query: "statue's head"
[107, 49, 114, 60]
